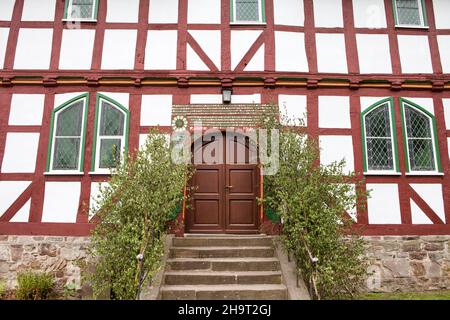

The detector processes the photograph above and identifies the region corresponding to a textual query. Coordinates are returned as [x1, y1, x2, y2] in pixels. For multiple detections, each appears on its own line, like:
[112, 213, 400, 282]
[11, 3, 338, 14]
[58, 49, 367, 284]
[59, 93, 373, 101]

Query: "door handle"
[225, 185, 233, 189]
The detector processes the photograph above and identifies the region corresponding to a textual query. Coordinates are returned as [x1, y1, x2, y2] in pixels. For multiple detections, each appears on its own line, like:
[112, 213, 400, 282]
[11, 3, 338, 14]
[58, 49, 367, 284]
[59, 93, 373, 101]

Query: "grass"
[358, 290, 450, 300]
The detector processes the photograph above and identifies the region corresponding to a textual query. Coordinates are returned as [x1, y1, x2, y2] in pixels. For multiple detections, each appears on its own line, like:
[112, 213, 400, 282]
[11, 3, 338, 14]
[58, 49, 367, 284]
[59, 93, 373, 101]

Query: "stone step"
[170, 246, 275, 259]
[160, 284, 288, 300]
[166, 257, 281, 271]
[164, 271, 282, 285]
[173, 236, 273, 247]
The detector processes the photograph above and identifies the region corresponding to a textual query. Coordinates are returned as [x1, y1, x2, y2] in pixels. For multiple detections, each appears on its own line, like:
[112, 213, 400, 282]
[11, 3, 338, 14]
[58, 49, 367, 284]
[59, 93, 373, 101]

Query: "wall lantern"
[222, 89, 232, 104]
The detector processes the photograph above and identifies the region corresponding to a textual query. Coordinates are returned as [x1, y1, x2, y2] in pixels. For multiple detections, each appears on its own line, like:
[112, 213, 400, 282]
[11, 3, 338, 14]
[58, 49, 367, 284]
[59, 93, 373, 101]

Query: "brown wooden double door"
[186, 132, 259, 234]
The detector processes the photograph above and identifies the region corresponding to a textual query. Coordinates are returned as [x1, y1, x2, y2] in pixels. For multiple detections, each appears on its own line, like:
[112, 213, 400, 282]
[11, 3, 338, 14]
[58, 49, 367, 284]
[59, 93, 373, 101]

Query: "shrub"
[0, 279, 6, 299]
[16, 272, 54, 300]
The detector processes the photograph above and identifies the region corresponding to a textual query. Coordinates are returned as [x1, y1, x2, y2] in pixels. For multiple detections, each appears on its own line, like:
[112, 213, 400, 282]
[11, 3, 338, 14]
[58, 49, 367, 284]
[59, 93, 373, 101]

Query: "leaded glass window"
[364, 103, 395, 171]
[94, 97, 128, 171]
[66, 0, 97, 20]
[232, 0, 264, 23]
[394, 0, 427, 27]
[50, 97, 86, 172]
[403, 104, 437, 172]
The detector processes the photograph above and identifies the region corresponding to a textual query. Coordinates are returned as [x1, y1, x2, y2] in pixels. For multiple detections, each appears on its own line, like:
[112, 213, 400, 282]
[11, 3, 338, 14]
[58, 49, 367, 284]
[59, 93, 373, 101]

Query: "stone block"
[382, 259, 410, 278]
[409, 251, 427, 260]
[38, 243, 58, 257]
[10, 245, 24, 262]
[402, 241, 421, 252]
[410, 262, 425, 277]
[424, 242, 444, 251]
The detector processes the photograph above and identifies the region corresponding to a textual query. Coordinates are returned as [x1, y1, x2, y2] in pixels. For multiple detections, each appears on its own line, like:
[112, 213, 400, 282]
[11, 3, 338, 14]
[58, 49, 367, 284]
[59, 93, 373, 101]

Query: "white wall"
[313, 0, 343, 27]
[244, 44, 264, 71]
[9, 94, 45, 126]
[231, 30, 262, 70]
[437, 36, 450, 73]
[190, 94, 222, 104]
[275, 31, 308, 72]
[318, 96, 351, 128]
[54, 92, 85, 108]
[187, 45, 208, 70]
[433, 0, 450, 29]
[42, 182, 81, 223]
[356, 34, 392, 74]
[315, 33, 347, 73]
[410, 184, 446, 223]
[1, 133, 40, 173]
[145, 30, 178, 70]
[0, 0, 15, 21]
[0, 28, 9, 68]
[397, 35, 433, 74]
[140, 95, 173, 126]
[149, 0, 179, 23]
[106, 0, 139, 23]
[443, 99, 450, 129]
[102, 30, 137, 69]
[187, 0, 221, 24]
[189, 30, 221, 70]
[352, 0, 387, 28]
[14, 28, 53, 70]
[10, 200, 31, 223]
[360, 96, 389, 113]
[273, 0, 304, 26]
[278, 94, 307, 126]
[59, 29, 95, 70]
[367, 184, 402, 224]
[89, 182, 109, 220]
[0, 181, 31, 218]
[22, 0, 56, 21]
[319, 135, 354, 173]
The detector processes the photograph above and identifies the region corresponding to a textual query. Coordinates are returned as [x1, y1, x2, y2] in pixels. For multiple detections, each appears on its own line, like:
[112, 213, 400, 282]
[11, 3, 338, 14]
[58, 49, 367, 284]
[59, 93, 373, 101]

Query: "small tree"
[260, 109, 368, 300]
[86, 132, 192, 300]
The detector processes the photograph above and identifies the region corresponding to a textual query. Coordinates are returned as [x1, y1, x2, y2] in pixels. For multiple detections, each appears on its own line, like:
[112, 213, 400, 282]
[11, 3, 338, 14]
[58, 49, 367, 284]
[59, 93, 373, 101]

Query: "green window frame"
[361, 98, 400, 174]
[46, 93, 89, 173]
[230, 0, 266, 24]
[64, 0, 99, 22]
[91, 94, 130, 173]
[392, 0, 428, 27]
[400, 98, 442, 174]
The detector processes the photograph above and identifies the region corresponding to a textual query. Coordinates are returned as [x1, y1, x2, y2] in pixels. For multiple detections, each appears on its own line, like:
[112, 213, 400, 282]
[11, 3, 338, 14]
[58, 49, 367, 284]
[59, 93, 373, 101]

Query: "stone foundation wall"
[365, 236, 450, 292]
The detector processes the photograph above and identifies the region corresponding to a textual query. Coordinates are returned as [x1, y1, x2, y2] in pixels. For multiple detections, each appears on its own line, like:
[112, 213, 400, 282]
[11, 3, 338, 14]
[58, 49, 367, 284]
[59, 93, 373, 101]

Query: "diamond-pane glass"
[56, 101, 83, 136]
[396, 0, 421, 25]
[99, 139, 121, 168]
[52, 138, 80, 170]
[71, 0, 94, 19]
[365, 103, 394, 170]
[100, 101, 125, 136]
[405, 105, 435, 171]
[236, 0, 260, 22]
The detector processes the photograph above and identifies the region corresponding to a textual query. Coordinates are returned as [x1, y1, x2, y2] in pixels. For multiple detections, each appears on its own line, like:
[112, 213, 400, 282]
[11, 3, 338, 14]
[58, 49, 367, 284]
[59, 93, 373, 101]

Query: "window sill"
[394, 25, 429, 29]
[405, 172, 444, 176]
[44, 172, 84, 176]
[364, 172, 402, 176]
[230, 22, 267, 26]
[88, 171, 113, 176]
[62, 18, 98, 23]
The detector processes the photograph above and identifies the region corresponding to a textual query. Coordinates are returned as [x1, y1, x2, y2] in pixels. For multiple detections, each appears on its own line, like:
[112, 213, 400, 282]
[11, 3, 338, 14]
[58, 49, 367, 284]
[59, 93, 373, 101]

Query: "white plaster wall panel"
[319, 135, 355, 173]
[189, 30, 221, 70]
[99, 92, 129, 109]
[89, 182, 110, 220]
[410, 184, 446, 223]
[145, 30, 177, 70]
[102, 30, 137, 70]
[1, 133, 39, 173]
[433, 0, 450, 29]
[190, 94, 222, 104]
[9, 94, 45, 126]
[54, 92, 85, 108]
[444, 99, 450, 129]
[0, 28, 10, 69]
[367, 184, 402, 224]
[140, 95, 172, 126]
[0, 0, 15, 21]
[41, 182, 81, 223]
[22, 0, 56, 21]
[187, 0, 221, 24]
[360, 96, 389, 113]
[352, 0, 387, 28]
[318, 96, 351, 128]
[231, 94, 261, 104]
[356, 34, 392, 74]
[59, 29, 95, 70]
[275, 31, 308, 72]
[313, 0, 343, 27]
[10, 200, 31, 223]
[398, 35, 433, 74]
[106, 0, 139, 23]
[0, 181, 31, 217]
[149, 0, 179, 23]
[405, 98, 434, 115]
[187, 44, 209, 70]
[278, 95, 307, 126]
[244, 44, 265, 71]
[316, 33, 347, 73]
[231, 30, 262, 70]
[14, 28, 53, 70]
[410, 200, 433, 224]
[437, 36, 450, 73]
[273, 0, 304, 26]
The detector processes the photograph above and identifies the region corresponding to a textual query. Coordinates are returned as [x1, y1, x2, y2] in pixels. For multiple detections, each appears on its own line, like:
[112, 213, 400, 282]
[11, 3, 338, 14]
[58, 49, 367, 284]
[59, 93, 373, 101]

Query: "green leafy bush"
[16, 272, 54, 300]
[0, 279, 6, 299]
[260, 108, 368, 300]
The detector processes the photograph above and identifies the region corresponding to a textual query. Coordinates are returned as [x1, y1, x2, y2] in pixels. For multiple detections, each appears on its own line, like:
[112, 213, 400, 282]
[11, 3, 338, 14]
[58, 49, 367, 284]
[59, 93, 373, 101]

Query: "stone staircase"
[159, 235, 288, 300]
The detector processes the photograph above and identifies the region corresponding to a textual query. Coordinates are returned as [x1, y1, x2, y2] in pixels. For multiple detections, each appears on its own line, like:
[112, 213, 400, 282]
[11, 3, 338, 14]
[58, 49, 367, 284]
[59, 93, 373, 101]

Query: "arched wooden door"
[186, 132, 259, 234]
